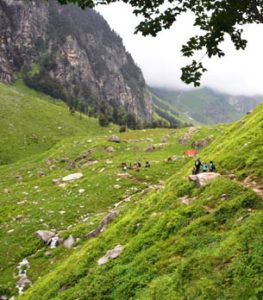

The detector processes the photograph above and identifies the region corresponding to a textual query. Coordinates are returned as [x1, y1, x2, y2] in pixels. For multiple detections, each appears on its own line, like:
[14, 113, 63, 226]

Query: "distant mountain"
[0, 0, 152, 123]
[150, 86, 263, 124]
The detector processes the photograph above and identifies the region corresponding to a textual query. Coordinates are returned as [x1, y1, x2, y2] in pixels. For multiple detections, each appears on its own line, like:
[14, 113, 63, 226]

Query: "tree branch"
[251, 0, 263, 23]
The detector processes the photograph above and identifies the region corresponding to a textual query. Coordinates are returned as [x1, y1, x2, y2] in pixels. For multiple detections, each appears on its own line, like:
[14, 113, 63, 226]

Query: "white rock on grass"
[98, 245, 124, 266]
[62, 173, 83, 182]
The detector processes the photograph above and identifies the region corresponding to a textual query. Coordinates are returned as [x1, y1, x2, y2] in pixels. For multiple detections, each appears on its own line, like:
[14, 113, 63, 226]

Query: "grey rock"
[145, 145, 155, 152]
[108, 135, 121, 143]
[189, 172, 221, 187]
[86, 211, 117, 239]
[63, 235, 75, 249]
[62, 172, 83, 182]
[36, 230, 56, 243]
[98, 245, 124, 265]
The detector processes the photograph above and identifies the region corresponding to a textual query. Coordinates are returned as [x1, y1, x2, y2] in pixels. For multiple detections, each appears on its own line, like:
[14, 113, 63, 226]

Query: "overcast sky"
[97, 3, 263, 96]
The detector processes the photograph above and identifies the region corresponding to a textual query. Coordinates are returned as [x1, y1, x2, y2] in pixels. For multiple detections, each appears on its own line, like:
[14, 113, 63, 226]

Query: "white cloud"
[97, 3, 263, 96]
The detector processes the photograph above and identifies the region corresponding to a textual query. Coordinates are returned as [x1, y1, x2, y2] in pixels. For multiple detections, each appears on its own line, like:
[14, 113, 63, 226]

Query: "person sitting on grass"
[145, 161, 151, 168]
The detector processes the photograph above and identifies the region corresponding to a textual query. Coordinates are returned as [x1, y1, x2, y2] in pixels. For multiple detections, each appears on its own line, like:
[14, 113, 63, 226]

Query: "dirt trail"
[226, 175, 263, 200]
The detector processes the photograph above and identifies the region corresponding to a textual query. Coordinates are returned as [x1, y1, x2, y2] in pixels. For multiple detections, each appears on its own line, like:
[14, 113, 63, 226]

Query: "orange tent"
[185, 149, 198, 157]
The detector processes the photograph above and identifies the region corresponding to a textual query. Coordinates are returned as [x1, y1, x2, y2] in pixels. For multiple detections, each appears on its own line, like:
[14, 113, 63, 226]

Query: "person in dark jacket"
[209, 161, 216, 172]
[195, 158, 202, 173]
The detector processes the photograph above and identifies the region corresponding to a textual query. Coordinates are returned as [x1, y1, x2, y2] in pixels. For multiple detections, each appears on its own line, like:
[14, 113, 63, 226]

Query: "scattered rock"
[17, 200, 26, 205]
[62, 172, 83, 182]
[180, 196, 192, 205]
[161, 137, 168, 143]
[221, 194, 228, 201]
[108, 135, 121, 143]
[86, 211, 117, 239]
[68, 150, 92, 169]
[98, 245, 124, 266]
[37, 170, 45, 177]
[63, 235, 75, 249]
[114, 184, 121, 189]
[46, 158, 57, 166]
[16, 175, 23, 183]
[189, 172, 221, 187]
[52, 178, 62, 185]
[145, 145, 155, 152]
[146, 137, 154, 142]
[3, 188, 10, 193]
[36, 230, 56, 243]
[79, 188, 85, 194]
[105, 146, 115, 153]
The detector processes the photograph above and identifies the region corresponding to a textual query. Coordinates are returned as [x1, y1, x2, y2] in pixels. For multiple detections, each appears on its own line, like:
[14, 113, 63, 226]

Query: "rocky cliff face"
[0, 0, 152, 121]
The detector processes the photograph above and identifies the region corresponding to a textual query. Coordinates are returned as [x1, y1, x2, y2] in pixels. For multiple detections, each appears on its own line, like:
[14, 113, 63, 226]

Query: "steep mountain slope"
[0, 115, 221, 297]
[151, 86, 262, 124]
[10, 105, 262, 299]
[0, 81, 116, 164]
[0, 0, 152, 121]
[151, 91, 196, 127]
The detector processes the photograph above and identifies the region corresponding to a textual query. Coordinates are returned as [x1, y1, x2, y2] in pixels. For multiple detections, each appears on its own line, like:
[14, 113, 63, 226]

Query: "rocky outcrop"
[0, 0, 153, 121]
[98, 245, 124, 266]
[86, 211, 117, 239]
[36, 230, 56, 243]
[189, 172, 221, 187]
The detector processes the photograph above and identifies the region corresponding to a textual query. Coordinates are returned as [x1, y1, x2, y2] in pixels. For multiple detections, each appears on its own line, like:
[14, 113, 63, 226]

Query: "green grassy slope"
[202, 103, 263, 184]
[16, 105, 263, 299]
[0, 119, 220, 297]
[0, 81, 115, 164]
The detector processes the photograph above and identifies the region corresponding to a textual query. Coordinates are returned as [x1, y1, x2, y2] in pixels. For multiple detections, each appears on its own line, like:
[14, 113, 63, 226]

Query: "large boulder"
[36, 230, 56, 243]
[108, 135, 121, 143]
[189, 172, 221, 187]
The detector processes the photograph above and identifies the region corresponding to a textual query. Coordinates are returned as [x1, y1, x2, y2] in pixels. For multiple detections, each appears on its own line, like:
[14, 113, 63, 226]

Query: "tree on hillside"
[55, 0, 263, 86]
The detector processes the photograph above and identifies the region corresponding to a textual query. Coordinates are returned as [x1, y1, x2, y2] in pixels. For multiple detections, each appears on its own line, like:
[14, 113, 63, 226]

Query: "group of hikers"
[121, 161, 150, 172]
[192, 158, 216, 175]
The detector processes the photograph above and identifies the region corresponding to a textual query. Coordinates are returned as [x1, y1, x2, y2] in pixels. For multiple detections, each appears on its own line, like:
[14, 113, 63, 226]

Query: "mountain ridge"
[151, 86, 263, 124]
[0, 0, 153, 122]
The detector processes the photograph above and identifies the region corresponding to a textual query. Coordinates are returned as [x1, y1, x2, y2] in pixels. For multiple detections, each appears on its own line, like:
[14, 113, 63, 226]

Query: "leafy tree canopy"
[56, 0, 263, 86]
